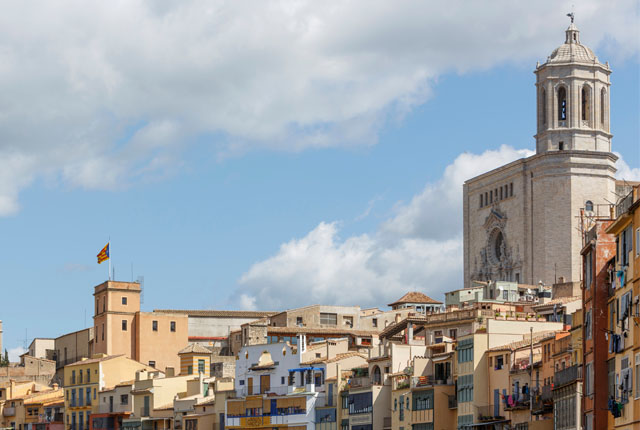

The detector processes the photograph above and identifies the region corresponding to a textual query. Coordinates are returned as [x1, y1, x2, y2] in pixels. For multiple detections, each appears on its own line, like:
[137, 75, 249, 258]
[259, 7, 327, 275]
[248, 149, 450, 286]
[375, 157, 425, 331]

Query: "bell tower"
[534, 19, 612, 153]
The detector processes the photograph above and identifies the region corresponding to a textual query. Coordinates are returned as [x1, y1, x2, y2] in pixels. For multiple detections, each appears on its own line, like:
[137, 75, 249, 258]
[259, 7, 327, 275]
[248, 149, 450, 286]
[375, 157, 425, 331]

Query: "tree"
[0, 349, 8, 367]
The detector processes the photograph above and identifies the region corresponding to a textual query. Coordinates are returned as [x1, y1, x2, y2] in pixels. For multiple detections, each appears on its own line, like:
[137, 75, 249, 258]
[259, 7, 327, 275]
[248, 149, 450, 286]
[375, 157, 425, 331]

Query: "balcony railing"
[477, 405, 504, 421]
[616, 190, 634, 218]
[554, 365, 581, 388]
[505, 393, 530, 410]
[411, 375, 453, 388]
[448, 395, 457, 409]
[3, 407, 16, 417]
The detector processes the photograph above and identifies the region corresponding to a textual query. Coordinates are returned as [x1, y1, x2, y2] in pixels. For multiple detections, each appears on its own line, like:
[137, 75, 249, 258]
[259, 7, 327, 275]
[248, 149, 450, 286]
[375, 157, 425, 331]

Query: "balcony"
[477, 405, 504, 422]
[616, 190, 634, 218]
[3, 407, 16, 417]
[504, 393, 530, 410]
[411, 375, 453, 388]
[412, 409, 434, 423]
[448, 395, 457, 409]
[348, 377, 372, 389]
[554, 365, 581, 388]
[532, 385, 553, 414]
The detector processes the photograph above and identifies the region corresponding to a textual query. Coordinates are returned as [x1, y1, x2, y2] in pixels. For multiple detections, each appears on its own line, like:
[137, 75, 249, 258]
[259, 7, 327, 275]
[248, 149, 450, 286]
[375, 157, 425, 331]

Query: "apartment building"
[604, 185, 639, 429]
[122, 371, 193, 430]
[63, 354, 155, 430]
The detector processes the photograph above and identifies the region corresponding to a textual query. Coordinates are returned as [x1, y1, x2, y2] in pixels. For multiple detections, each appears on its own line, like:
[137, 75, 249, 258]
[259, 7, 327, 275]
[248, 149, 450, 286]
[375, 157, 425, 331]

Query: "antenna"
[137, 276, 145, 305]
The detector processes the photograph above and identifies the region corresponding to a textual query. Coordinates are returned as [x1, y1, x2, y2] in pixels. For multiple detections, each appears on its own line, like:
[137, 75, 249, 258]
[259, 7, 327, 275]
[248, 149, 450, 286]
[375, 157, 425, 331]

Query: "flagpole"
[108, 236, 112, 281]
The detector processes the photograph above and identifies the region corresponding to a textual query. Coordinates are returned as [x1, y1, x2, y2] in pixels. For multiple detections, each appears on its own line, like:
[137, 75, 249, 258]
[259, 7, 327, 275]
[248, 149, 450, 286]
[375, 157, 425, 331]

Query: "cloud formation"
[0, 0, 637, 214]
[237, 147, 638, 310]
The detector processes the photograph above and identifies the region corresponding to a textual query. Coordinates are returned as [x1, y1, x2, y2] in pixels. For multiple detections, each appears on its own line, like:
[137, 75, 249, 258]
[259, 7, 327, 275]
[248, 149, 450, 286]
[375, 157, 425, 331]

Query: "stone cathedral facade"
[463, 22, 620, 288]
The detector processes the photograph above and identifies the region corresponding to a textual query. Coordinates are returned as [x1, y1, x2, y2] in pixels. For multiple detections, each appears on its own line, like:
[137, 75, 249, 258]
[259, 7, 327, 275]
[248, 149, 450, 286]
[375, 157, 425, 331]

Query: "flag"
[97, 243, 110, 264]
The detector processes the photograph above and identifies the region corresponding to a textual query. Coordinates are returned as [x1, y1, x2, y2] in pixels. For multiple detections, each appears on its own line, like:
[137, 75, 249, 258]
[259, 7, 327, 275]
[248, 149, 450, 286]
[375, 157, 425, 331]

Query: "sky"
[0, 1, 638, 360]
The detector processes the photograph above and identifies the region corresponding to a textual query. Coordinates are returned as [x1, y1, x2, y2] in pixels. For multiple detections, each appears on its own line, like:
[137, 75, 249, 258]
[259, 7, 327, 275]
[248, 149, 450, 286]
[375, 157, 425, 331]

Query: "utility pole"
[530, 326, 533, 422]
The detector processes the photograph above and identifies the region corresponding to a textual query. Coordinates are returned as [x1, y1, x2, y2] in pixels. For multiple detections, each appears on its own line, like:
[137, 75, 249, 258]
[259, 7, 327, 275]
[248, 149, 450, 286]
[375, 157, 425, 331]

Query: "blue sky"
[0, 1, 638, 358]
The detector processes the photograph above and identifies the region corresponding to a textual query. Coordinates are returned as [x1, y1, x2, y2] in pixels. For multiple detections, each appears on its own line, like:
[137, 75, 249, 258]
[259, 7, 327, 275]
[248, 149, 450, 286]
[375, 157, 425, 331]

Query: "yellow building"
[63, 354, 155, 430]
[0, 381, 53, 430]
[605, 184, 639, 429]
[178, 345, 211, 377]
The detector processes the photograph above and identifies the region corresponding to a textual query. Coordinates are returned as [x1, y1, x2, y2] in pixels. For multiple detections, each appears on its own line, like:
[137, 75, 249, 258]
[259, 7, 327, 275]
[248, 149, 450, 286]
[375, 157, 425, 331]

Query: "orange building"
[92, 281, 188, 373]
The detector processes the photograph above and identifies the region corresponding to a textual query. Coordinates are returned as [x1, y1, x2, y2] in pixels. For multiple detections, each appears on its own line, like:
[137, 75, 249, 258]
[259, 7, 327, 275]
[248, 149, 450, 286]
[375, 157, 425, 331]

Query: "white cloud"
[0, 0, 637, 214]
[238, 147, 640, 309]
[237, 145, 532, 309]
[615, 153, 640, 182]
[8, 346, 26, 362]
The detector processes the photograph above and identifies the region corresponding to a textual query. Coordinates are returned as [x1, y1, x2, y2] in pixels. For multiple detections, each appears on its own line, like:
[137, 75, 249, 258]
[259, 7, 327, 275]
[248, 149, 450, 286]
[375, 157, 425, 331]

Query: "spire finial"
[566, 12, 575, 24]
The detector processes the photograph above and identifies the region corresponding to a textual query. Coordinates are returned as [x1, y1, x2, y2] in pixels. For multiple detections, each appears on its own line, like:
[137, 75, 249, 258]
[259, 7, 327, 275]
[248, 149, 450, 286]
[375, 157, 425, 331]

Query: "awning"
[288, 367, 324, 372]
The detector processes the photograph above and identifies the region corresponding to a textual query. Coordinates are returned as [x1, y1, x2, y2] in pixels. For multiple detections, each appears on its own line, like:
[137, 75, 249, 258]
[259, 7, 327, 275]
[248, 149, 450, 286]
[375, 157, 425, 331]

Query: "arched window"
[558, 87, 567, 121]
[600, 88, 606, 126]
[585, 200, 593, 212]
[582, 85, 591, 123]
[372, 366, 382, 385]
[541, 88, 547, 125]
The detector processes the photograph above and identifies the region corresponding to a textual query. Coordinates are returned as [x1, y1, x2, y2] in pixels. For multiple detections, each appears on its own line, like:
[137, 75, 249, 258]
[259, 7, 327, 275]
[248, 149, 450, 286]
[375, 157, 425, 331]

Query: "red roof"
[388, 291, 442, 307]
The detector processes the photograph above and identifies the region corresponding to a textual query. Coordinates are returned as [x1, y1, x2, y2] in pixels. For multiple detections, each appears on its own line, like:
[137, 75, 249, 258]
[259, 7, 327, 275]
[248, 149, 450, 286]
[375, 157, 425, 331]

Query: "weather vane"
[567, 7, 575, 24]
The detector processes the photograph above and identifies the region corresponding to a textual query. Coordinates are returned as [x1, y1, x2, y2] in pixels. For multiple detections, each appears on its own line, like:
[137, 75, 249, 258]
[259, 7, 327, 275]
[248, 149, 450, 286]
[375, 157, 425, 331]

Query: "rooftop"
[153, 309, 275, 318]
[179, 344, 212, 355]
[388, 291, 442, 307]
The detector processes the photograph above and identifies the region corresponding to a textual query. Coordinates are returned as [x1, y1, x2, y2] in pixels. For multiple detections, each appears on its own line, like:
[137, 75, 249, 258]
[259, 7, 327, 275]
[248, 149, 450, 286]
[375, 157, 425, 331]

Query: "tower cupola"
[534, 17, 612, 154]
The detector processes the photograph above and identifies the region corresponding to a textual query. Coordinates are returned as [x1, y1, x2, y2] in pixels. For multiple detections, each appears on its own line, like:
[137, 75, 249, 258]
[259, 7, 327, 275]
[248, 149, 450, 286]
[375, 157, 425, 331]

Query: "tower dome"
[547, 23, 598, 64]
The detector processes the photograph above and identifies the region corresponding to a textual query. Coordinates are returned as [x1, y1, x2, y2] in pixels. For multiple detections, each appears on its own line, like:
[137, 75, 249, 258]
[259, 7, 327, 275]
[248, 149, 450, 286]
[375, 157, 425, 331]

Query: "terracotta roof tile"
[388, 292, 442, 307]
[179, 344, 212, 354]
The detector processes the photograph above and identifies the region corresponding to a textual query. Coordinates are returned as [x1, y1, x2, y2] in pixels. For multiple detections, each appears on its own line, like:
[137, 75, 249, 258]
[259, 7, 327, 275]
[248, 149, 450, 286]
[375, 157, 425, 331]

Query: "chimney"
[9, 379, 15, 398]
[52, 383, 59, 390]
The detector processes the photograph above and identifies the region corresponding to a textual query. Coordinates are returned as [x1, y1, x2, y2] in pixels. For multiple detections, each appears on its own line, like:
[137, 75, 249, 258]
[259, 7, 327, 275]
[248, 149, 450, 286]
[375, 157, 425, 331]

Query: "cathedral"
[463, 21, 623, 288]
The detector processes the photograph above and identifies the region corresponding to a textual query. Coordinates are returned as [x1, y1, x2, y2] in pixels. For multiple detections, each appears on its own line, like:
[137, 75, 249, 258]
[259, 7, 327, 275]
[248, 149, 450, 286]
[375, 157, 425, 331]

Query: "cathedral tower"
[462, 19, 618, 288]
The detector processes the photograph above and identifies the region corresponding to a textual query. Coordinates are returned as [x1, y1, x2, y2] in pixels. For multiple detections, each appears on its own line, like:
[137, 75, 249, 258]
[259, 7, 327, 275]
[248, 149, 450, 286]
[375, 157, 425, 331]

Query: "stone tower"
[534, 22, 612, 153]
[462, 20, 618, 288]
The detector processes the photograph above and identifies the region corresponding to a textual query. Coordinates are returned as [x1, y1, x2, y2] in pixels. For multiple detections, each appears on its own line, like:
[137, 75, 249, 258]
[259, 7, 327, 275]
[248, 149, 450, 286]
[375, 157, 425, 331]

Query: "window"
[585, 362, 593, 396]
[480, 194, 483, 208]
[541, 88, 547, 125]
[71, 370, 76, 384]
[296, 317, 303, 326]
[320, 313, 337, 325]
[558, 87, 567, 121]
[585, 251, 593, 290]
[101, 324, 104, 341]
[86, 369, 90, 383]
[170, 321, 176, 332]
[120, 394, 128, 405]
[149, 361, 156, 368]
[559, 141, 564, 150]
[490, 190, 493, 203]
[510, 182, 513, 197]
[601, 88, 606, 125]
[585, 309, 592, 340]
[635, 354, 640, 399]
[122, 320, 127, 331]
[457, 374, 473, 403]
[86, 388, 91, 406]
[496, 355, 504, 370]
[582, 86, 591, 122]
[343, 316, 353, 327]
[449, 329, 457, 340]
[457, 339, 473, 363]
[122, 297, 127, 305]
[152, 320, 158, 331]
[198, 360, 205, 374]
[636, 228, 640, 257]
[188, 365, 193, 375]
[372, 318, 378, 328]
[585, 200, 594, 212]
